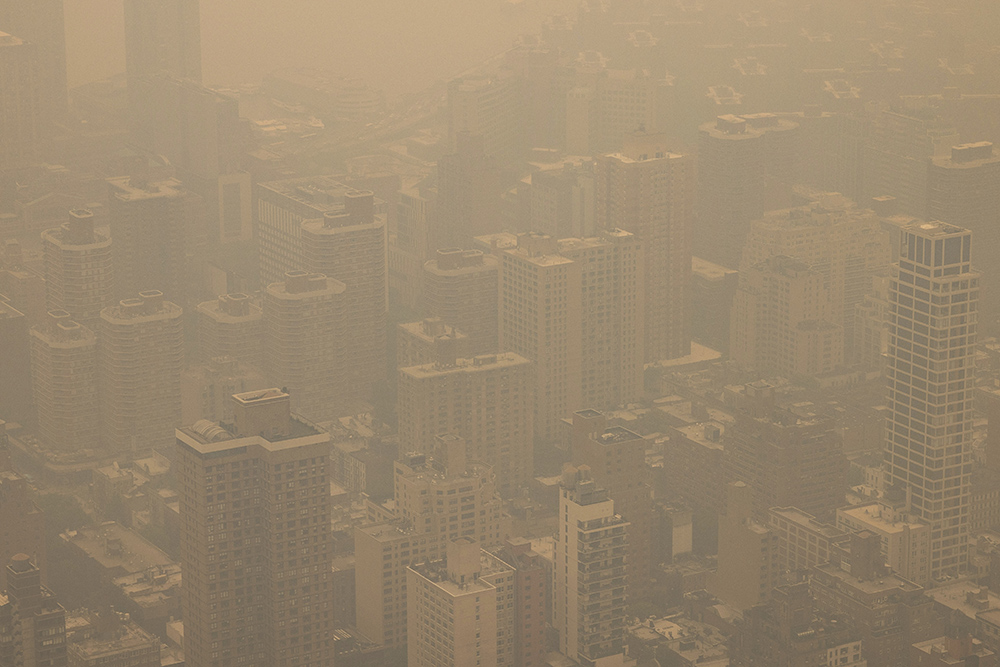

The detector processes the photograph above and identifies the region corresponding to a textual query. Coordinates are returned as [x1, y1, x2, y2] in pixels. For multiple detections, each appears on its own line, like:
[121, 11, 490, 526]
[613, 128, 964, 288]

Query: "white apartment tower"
[885, 221, 978, 580]
[41, 208, 113, 331]
[29, 310, 99, 452]
[99, 290, 184, 453]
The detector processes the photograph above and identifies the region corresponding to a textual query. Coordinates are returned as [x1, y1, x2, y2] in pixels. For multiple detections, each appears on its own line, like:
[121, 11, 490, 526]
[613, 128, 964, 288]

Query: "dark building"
[0, 555, 67, 667]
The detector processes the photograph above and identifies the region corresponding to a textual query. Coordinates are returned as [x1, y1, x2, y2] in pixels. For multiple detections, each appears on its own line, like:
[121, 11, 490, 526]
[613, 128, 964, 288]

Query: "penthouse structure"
[301, 191, 387, 399]
[175, 389, 333, 667]
[40, 209, 113, 330]
[196, 293, 263, 369]
[397, 352, 533, 497]
[595, 130, 693, 361]
[498, 231, 643, 444]
[98, 291, 184, 454]
[554, 467, 629, 667]
[396, 318, 468, 368]
[423, 248, 499, 356]
[263, 271, 346, 421]
[885, 221, 978, 580]
[354, 436, 505, 650]
[30, 310, 99, 452]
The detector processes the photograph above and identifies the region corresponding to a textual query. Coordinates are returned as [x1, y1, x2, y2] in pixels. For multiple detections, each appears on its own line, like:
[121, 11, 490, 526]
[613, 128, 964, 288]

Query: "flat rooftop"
[61, 522, 175, 575]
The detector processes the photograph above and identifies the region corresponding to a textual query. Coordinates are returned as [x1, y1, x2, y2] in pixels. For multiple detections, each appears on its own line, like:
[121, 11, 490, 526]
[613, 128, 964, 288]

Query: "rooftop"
[61, 522, 175, 576]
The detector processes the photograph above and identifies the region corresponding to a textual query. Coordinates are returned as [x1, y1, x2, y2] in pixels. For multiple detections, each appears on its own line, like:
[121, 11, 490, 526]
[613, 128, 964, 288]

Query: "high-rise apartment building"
[196, 293, 263, 369]
[0, 298, 34, 426]
[884, 220, 978, 580]
[447, 73, 521, 166]
[407, 538, 500, 667]
[263, 271, 346, 422]
[388, 182, 436, 311]
[30, 310, 99, 453]
[0, 32, 38, 174]
[711, 481, 779, 611]
[0, 0, 66, 123]
[730, 255, 844, 378]
[98, 291, 184, 454]
[123, 0, 201, 84]
[175, 389, 333, 667]
[41, 209, 114, 332]
[927, 142, 1000, 319]
[354, 436, 504, 651]
[107, 176, 203, 302]
[487, 538, 548, 667]
[570, 411, 652, 598]
[595, 130, 693, 362]
[423, 249, 499, 356]
[0, 555, 66, 667]
[498, 231, 643, 444]
[300, 192, 387, 400]
[740, 196, 891, 361]
[554, 466, 629, 667]
[397, 351, 533, 498]
[436, 134, 509, 249]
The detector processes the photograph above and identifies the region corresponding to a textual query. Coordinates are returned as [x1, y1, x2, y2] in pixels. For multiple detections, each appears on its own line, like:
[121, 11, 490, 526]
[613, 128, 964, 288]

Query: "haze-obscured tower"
[41, 209, 114, 331]
[30, 310, 99, 453]
[595, 130, 693, 361]
[885, 221, 977, 580]
[176, 389, 332, 667]
[99, 291, 184, 454]
[0, 0, 67, 124]
[263, 271, 346, 421]
[423, 248, 499, 356]
[0, 31, 39, 174]
[196, 293, 263, 369]
[0, 555, 66, 667]
[123, 0, 201, 84]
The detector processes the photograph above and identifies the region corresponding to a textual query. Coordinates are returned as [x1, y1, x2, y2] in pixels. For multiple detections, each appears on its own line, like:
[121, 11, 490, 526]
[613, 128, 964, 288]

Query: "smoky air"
[0, 1, 999, 666]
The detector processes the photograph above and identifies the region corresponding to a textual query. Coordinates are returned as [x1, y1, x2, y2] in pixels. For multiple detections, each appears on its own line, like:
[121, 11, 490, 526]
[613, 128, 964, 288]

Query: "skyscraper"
[498, 231, 643, 444]
[406, 538, 500, 667]
[107, 176, 204, 303]
[301, 192, 387, 401]
[423, 248, 499, 356]
[885, 221, 978, 580]
[0, 297, 33, 426]
[196, 293, 263, 369]
[99, 291, 184, 454]
[447, 73, 522, 166]
[354, 436, 504, 651]
[263, 271, 346, 421]
[397, 350, 534, 498]
[595, 130, 693, 361]
[123, 0, 201, 84]
[554, 466, 629, 667]
[41, 209, 114, 331]
[0, 0, 66, 124]
[0, 31, 38, 174]
[0, 555, 66, 667]
[175, 389, 333, 667]
[30, 310, 99, 453]
[570, 410, 653, 598]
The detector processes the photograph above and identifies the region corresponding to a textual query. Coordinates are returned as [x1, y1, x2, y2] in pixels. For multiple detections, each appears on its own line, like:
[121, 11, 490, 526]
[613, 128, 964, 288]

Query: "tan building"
[195, 293, 263, 369]
[554, 466, 629, 667]
[423, 248, 499, 356]
[0, 31, 38, 173]
[0, 555, 66, 667]
[0, 440, 47, 592]
[740, 196, 891, 361]
[301, 191, 388, 401]
[407, 538, 501, 667]
[30, 310, 99, 452]
[388, 183, 436, 311]
[66, 612, 160, 667]
[595, 130, 693, 362]
[498, 231, 643, 444]
[885, 221, 977, 580]
[396, 318, 468, 368]
[447, 72, 521, 166]
[571, 410, 652, 598]
[711, 481, 780, 611]
[41, 209, 114, 331]
[107, 176, 203, 303]
[263, 271, 346, 421]
[768, 507, 849, 574]
[175, 389, 333, 667]
[397, 352, 533, 497]
[180, 356, 267, 425]
[99, 291, 184, 454]
[730, 255, 844, 378]
[837, 502, 931, 586]
[354, 436, 505, 650]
